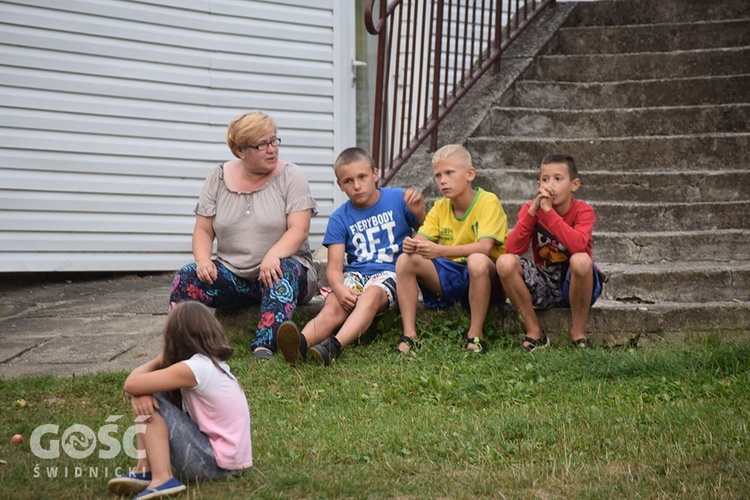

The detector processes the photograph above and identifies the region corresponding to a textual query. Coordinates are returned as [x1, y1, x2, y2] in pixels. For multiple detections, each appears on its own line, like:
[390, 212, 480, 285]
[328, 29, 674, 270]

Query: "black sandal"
[394, 335, 420, 353]
[465, 337, 487, 354]
[572, 338, 595, 349]
[518, 333, 550, 352]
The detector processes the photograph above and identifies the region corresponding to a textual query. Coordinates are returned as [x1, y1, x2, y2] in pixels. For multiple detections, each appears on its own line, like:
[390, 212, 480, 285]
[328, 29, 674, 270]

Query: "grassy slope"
[1, 308, 748, 499]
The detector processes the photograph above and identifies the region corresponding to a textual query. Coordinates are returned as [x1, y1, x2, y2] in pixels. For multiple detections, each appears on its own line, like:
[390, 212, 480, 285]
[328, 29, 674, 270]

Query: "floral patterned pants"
[170, 258, 308, 352]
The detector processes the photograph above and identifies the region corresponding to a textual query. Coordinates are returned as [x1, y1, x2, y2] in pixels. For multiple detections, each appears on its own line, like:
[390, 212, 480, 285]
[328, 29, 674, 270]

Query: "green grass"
[1, 307, 749, 499]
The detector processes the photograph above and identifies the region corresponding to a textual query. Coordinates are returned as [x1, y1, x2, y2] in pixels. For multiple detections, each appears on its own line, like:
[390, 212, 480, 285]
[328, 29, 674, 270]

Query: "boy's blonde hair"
[333, 147, 376, 178]
[226, 111, 277, 158]
[431, 144, 473, 169]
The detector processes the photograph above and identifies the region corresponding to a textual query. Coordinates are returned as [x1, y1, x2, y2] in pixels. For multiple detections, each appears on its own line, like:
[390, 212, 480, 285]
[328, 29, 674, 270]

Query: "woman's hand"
[259, 253, 282, 287]
[196, 260, 218, 284]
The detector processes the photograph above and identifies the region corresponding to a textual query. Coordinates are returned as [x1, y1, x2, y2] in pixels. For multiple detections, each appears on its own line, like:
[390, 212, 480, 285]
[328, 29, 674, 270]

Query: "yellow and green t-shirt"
[417, 188, 508, 263]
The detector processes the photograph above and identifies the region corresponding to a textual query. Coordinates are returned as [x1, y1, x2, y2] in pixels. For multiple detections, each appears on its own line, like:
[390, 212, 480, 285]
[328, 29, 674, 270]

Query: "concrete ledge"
[217, 299, 750, 350]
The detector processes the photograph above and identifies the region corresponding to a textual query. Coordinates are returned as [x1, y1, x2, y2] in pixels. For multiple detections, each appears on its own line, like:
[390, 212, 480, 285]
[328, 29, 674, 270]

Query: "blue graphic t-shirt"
[323, 188, 420, 274]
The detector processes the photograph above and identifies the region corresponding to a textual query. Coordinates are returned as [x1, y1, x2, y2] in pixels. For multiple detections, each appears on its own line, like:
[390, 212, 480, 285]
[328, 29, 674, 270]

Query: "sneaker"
[308, 336, 342, 366]
[134, 477, 186, 499]
[252, 346, 273, 360]
[277, 321, 306, 366]
[519, 333, 550, 352]
[107, 470, 152, 495]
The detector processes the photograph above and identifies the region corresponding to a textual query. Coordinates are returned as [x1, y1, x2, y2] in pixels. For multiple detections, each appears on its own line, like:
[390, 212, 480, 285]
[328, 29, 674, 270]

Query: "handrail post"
[430, 0, 444, 152]
[370, 0, 387, 171]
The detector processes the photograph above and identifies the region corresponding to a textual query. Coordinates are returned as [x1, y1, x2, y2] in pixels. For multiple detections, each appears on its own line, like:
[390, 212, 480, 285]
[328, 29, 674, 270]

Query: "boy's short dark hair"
[334, 147, 376, 177]
[541, 153, 578, 180]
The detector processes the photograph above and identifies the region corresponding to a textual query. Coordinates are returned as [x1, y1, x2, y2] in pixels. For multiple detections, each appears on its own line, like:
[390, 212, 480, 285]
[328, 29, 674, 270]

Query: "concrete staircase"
[404, 0, 750, 347]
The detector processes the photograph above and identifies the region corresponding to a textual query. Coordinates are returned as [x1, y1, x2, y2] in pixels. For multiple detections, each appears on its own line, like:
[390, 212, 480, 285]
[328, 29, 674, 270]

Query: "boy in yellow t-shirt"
[395, 144, 508, 354]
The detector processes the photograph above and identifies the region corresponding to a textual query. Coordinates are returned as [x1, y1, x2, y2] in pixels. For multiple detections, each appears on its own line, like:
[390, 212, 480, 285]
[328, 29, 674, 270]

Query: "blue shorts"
[418, 258, 471, 309]
[519, 257, 604, 309]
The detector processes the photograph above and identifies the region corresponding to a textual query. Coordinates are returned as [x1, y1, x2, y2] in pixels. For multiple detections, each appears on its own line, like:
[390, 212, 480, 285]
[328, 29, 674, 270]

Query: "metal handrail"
[365, 0, 556, 185]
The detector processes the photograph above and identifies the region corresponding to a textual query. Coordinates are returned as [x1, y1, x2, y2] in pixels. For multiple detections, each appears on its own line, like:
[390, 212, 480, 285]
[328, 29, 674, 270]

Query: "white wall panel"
[0, 0, 349, 272]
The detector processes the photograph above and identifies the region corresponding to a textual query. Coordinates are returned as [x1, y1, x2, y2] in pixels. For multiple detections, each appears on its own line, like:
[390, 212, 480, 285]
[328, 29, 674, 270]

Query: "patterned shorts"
[518, 256, 603, 310]
[320, 270, 398, 309]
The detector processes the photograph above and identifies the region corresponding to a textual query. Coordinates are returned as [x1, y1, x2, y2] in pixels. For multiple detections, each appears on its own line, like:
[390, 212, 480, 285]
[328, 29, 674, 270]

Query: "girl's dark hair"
[161, 302, 234, 405]
[162, 301, 234, 367]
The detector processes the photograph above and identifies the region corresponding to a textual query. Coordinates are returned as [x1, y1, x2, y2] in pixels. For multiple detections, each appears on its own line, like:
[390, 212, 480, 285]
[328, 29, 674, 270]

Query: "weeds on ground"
[1, 309, 749, 499]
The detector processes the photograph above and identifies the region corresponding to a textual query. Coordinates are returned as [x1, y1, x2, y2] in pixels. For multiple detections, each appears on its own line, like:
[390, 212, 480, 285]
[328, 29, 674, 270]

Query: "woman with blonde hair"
[170, 111, 317, 359]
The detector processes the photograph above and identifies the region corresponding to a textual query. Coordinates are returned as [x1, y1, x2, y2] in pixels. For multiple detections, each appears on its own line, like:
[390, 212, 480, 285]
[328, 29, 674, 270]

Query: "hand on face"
[537, 184, 554, 212]
[536, 161, 578, 213]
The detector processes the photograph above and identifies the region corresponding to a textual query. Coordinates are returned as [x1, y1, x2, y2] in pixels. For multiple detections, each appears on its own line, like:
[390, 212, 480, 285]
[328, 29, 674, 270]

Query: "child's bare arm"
[326, 244, 359, 312]
[414, 237, 495, 260]
[124, 362, 197, 397]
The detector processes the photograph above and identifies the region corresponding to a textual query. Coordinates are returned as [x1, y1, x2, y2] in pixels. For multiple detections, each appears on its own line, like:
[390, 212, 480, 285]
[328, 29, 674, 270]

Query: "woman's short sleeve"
[193, 165, 222, 217]
[284, 163, 318, 216]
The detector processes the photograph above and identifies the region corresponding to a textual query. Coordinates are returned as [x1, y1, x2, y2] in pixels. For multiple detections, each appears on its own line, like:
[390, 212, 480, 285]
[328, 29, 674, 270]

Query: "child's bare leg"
[140, 412, 174, 487]
[496, 254, 543, 342]
[133, 430, 150, 473]
[567, 253, 594, 342]
[465, 253, 495, 343]
[396, 253, 441, 351]
[335, 287, 389, 347]
[302, 295, 349, 346]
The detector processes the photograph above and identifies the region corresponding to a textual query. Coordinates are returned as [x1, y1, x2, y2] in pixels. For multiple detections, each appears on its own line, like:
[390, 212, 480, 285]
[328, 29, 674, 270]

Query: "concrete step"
[422, 195, 749, 232]
[509, 74, 750, 109]
[220, 298, 750, 349]
[565, 0, 749, 27]
[552, 19, 750, 54]
[601, 261, 750, 303]
[470, 168, 750, 203]
[594, 230, 750, 264]
[498, 200, 749, 232]
[468, 134, 750, 172]
[527, 46, 750, 82]
[519, 300, 750, 348]
[479, 104, 750, 138]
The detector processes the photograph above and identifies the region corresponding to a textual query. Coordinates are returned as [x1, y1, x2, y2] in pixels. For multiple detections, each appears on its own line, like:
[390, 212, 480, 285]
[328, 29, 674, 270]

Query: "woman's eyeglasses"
[245, 137, 281, 151]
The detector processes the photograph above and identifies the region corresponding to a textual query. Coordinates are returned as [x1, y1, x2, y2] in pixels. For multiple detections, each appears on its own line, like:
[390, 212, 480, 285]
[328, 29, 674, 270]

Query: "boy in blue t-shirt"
[277, 147, 426, 366]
